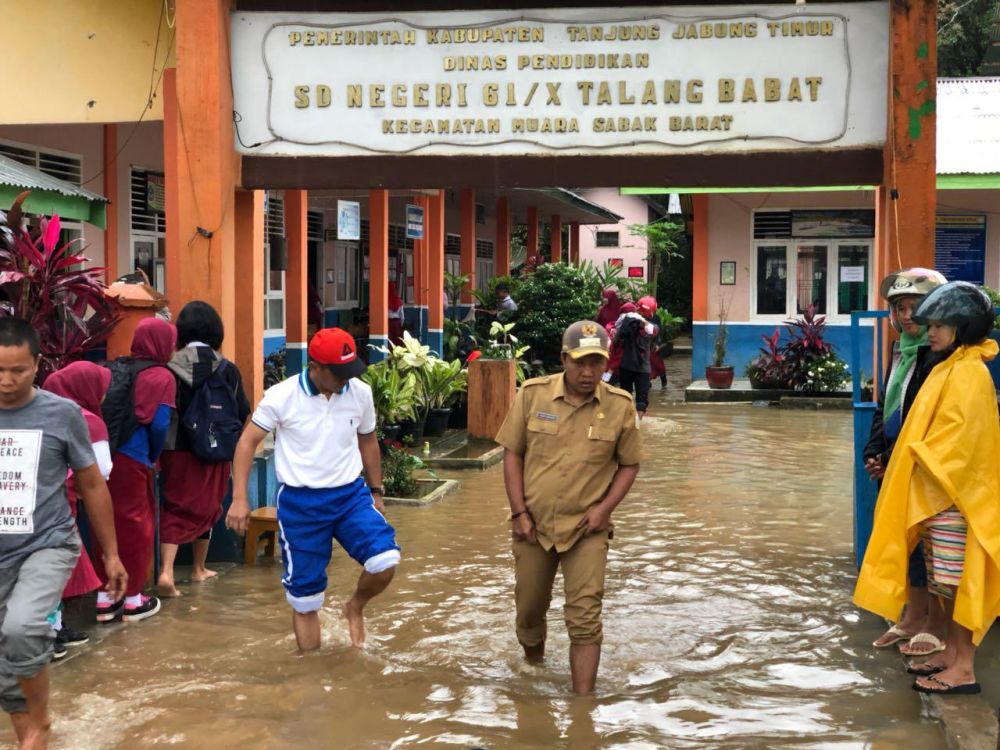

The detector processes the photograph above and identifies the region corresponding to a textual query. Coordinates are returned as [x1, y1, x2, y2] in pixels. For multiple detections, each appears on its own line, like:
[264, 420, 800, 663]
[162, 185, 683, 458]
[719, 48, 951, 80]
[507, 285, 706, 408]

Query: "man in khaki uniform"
[496, 320, 642, 694]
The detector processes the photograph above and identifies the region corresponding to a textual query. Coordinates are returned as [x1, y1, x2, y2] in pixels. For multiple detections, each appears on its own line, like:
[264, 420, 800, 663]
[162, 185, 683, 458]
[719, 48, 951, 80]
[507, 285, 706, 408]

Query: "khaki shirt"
[495, 374, 642, 552]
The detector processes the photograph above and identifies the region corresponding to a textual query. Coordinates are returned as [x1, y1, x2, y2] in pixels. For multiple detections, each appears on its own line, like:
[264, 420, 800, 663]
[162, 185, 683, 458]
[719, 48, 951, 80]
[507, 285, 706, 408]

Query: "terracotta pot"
[705, 366, 735, 389]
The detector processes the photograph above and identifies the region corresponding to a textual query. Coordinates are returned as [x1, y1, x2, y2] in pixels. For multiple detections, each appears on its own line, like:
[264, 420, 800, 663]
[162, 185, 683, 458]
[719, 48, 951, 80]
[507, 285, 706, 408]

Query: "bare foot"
[156, 575, 182, 598]
[191, 569, 218, 583]
[20, 723, 51, 750]
[342, 599, 366, 648]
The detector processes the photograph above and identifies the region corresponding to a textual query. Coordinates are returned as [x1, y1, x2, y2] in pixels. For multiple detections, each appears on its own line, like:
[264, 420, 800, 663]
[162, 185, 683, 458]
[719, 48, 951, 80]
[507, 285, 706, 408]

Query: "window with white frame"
[751, 210, 874, 321]
[264, 194, 285, 333]
[130, 166, 166, 289]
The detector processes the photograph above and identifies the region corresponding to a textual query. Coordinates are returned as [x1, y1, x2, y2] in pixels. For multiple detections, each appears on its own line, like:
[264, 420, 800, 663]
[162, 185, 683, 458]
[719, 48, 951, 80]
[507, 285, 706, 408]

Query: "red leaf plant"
[0, 193, 121, 384]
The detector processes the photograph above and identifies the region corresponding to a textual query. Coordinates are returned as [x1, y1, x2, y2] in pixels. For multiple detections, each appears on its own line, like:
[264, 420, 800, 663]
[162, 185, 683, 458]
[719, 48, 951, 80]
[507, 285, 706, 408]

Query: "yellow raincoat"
[853, 339, 1000, 644]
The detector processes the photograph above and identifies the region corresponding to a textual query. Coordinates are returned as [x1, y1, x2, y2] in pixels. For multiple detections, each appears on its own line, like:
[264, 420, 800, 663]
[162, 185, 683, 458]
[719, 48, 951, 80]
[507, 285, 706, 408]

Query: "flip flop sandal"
[873, 625, 913, 648]
[906, 663, 945, 676]
[912, 676, 981, 695]
[898, 632, 946, 657]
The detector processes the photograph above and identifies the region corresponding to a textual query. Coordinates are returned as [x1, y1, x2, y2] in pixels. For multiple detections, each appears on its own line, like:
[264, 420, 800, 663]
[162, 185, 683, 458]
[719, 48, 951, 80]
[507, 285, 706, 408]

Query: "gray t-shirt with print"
[0, 389, 95, 567]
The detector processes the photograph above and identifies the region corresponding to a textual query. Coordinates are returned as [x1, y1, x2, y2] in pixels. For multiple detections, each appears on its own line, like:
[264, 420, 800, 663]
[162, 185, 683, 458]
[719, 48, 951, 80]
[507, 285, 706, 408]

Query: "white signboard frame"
[231, 3, 888, 158]
[337, 200, 360, 240]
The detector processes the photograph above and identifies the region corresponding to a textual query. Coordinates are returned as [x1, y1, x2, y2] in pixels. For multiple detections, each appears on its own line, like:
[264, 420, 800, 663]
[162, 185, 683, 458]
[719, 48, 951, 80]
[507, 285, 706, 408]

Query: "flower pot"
[448, 401, 468, 429]
[398, 417, 426, 446]
[424, 408, 452, 437]
[705, 365, 735, 390]
[381, 424, 402, 443]
[747, 372, 766, 390]
[656, 341, 674, 358]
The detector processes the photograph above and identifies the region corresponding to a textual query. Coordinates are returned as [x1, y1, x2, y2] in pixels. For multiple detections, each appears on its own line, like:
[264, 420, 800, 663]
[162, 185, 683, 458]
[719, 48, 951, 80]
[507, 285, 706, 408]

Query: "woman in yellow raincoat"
[853, 281, 1000, 695]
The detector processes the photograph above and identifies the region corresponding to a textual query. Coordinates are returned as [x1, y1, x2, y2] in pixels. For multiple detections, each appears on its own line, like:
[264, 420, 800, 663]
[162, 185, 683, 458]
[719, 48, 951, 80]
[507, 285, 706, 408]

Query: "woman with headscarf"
[388, 281, 405, 346]
[158, 302, 250, 597]
[596, 289, 622, 328]
[865, 269, 949, 656]
[854, 281, 1000, 695]
[42, 362, 113, 654]
[92, 317, 177, 624]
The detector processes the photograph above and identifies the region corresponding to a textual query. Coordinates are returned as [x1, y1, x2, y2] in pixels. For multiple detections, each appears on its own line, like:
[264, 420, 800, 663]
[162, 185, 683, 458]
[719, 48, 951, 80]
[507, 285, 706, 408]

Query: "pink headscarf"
[43, 362, 111, 443]
[131, 317, 177, 423]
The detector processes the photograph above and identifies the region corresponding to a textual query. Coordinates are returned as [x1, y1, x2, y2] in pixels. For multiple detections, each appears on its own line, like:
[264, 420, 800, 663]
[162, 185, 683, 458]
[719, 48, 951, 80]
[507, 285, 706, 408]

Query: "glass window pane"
[267, 299, 283, 330]
[796, 244, 827, 314]
[756, 245, 787, 315]
[838, 244, 869, 314]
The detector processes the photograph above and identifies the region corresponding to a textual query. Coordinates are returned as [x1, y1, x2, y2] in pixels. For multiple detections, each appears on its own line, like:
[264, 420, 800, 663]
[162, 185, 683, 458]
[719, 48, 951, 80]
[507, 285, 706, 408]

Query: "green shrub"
[515, 263, 602, 368]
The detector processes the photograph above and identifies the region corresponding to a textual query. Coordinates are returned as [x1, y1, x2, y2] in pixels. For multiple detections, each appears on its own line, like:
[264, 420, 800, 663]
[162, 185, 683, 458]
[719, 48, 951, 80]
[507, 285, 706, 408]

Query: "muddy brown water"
[3, 404, 952, 749]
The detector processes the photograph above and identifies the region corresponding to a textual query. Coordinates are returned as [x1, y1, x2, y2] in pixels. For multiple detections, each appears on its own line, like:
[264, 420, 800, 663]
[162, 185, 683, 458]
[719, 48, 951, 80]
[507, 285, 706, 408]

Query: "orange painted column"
[526, 205, 539, 261]
[495, 196, 510, 277]
[550, 214, 563, 263]
[163, 0, 238, 358]
[692, 194, 709, 376]
[284, 190, 308, 375]
[569, 222, 580, 265]
[369, 189, 390, 360]
[427, 190, 445, 356]
[234, 189, 265, 406]
[102, 124, 119, 282]
[163, 68, 181, 304]
[881, 0, 937, 272]
[459, 188, 476, 303]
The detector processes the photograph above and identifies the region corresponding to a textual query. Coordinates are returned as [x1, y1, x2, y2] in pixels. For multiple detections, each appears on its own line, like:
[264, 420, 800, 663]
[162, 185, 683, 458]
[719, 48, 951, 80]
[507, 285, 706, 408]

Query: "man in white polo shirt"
[227, 328, 399, 651]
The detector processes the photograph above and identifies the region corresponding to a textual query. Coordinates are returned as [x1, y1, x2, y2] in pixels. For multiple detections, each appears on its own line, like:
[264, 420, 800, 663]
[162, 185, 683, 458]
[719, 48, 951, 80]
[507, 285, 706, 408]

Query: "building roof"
[937, 77, 1000, 176]
[0, 153, 108, 227]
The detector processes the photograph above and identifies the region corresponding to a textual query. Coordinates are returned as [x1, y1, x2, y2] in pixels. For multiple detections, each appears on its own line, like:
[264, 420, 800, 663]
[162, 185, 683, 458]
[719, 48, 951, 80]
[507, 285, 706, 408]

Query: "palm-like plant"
[0, 193, 120, 383]
[362, 361, 418, 426]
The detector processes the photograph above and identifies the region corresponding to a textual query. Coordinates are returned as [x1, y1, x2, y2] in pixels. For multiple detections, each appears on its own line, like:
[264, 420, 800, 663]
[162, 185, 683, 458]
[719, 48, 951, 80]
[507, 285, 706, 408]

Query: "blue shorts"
[276, 478, 400, 613]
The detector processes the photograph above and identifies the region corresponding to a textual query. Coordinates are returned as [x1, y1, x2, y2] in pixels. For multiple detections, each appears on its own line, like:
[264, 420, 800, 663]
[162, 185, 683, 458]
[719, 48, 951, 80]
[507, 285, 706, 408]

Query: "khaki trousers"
[512, 530, 609, 647]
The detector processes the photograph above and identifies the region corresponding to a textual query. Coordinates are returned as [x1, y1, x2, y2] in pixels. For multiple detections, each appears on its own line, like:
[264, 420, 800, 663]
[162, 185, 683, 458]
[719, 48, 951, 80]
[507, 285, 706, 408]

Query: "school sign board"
[935, 215, 987, 284]
[230, 3, 888, 157]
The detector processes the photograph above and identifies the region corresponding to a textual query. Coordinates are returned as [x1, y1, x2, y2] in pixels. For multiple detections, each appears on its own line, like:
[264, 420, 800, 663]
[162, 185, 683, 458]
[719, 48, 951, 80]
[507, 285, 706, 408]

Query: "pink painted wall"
[577, 188, 648, 281]
[705, 190, 876, 323]
[0, 124, 106, 265]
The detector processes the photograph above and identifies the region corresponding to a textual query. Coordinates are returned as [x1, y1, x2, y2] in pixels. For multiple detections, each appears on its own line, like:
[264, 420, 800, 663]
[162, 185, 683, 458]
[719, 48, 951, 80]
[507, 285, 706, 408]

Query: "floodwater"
[4, 403, 951, 749]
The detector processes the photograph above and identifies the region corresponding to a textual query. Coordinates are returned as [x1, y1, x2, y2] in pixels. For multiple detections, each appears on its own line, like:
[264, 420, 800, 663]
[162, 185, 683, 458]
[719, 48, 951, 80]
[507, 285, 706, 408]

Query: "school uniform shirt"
[0, 390, 95, 566]
[251, 370, 376, 489]
[495, 374, 642, 553]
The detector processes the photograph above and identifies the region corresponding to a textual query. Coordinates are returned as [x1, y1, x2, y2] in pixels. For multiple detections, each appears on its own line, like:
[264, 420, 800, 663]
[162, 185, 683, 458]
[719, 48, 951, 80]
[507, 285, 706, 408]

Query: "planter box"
[468, 358, 516, 440]
[383, 478, 460, 507]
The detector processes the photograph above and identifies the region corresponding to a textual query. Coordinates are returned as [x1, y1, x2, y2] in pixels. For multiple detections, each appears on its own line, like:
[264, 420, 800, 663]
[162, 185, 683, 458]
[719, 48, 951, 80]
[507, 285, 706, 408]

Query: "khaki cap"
[561, 320, 610, 359]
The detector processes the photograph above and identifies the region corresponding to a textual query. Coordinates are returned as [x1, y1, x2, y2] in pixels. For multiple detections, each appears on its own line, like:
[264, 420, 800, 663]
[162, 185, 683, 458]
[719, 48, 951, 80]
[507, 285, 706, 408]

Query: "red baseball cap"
[308, 327, 367, 378]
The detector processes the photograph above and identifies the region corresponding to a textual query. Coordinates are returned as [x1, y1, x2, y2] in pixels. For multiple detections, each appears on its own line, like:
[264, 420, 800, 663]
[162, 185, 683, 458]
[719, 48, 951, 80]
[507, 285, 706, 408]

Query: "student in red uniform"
[158, 302, 250, 596]
[42, 362, 114, 655]
[388, 282, 405, 346]
[92, 318, 176, 624]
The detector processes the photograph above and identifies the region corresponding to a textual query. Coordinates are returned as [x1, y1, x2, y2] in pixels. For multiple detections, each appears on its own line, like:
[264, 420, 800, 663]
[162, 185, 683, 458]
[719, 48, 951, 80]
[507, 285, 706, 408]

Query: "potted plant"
[745, 329, 787, 390]
[361, 361, 418, 444]
[653, 307, 685, 358]
[705, 296, 734, 389]
[422, 358, 465, 437]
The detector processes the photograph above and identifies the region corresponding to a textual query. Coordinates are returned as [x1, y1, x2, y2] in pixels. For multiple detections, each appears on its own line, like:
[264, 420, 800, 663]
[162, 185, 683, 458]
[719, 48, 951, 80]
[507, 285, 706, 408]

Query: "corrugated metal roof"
[0, 153, 107, 202]
[937, 77, 1000, 175]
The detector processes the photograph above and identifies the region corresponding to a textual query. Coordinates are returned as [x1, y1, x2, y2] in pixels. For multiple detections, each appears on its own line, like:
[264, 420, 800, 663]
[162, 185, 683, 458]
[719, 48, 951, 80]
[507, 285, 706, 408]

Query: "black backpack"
[103, 357, 158, 454]
[180, 360, 242, 463]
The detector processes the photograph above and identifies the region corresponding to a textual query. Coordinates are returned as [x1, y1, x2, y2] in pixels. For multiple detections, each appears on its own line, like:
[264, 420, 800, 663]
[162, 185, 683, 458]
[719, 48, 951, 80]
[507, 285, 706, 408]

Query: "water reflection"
[3, 405, 948, 748]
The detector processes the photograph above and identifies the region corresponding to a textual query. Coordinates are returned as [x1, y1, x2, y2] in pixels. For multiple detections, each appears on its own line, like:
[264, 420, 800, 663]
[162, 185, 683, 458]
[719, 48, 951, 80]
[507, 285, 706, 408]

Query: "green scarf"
[883, 329, 928, 423]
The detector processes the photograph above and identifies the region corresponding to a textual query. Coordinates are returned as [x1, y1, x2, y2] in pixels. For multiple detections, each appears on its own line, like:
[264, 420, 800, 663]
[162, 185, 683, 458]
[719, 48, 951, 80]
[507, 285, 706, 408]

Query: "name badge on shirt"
[535, 412, 558, 422]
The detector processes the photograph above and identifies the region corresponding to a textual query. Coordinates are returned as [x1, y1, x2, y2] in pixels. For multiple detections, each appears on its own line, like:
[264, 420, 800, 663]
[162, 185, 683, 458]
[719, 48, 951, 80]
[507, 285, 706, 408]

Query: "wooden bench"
[243, 506, 279, 566]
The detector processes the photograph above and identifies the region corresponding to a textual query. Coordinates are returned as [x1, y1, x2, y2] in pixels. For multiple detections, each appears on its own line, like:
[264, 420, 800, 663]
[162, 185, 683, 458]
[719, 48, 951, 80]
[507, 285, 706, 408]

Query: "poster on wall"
[337, 200, 361, 240]
[145, 172, 165, 212]
[935, 215, 986, 284]
[791, 209, 875, 238]
[405, 204, 425, 239]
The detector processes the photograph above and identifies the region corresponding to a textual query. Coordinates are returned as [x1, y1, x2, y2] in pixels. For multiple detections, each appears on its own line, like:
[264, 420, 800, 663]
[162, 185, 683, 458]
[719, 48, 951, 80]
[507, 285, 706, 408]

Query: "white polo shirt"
[251, 370, 377, 488]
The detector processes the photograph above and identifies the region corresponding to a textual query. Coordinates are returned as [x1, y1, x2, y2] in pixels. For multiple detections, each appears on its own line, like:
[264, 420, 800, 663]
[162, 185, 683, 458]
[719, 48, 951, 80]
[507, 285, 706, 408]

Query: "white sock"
[126, 594, 144, 608]
[96, 591, 114, 607]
